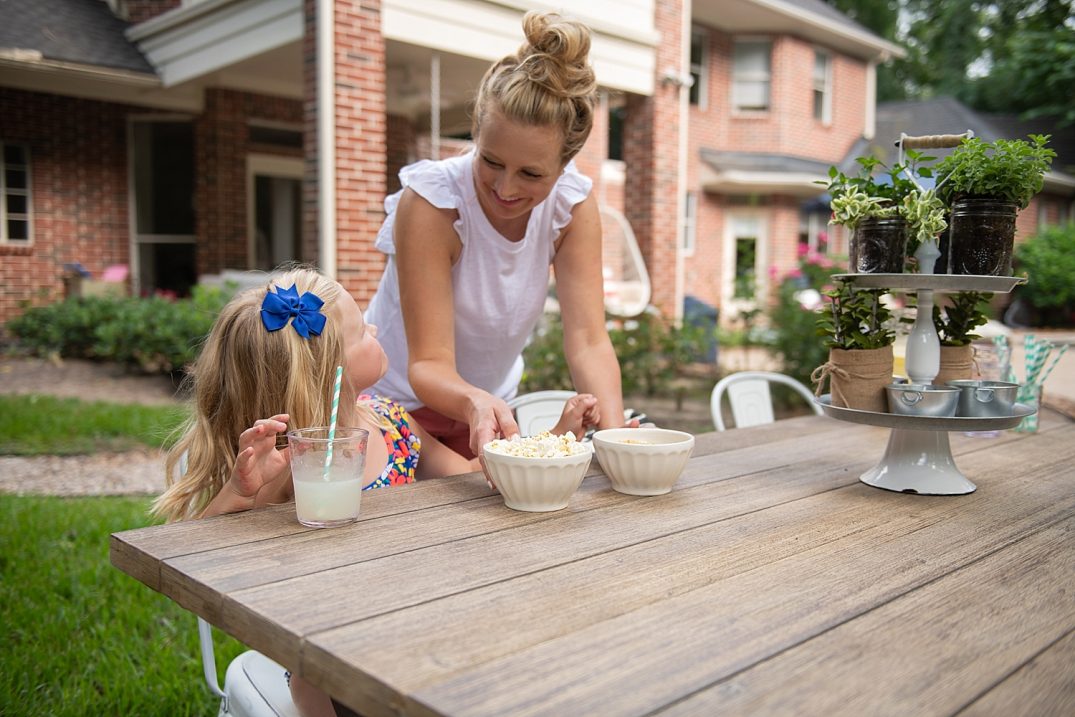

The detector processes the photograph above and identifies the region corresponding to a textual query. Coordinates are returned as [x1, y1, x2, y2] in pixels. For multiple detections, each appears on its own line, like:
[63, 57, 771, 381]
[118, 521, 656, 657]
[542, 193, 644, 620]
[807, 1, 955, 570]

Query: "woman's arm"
[553, 195, 629, 429]
[393, 188, 519, 454]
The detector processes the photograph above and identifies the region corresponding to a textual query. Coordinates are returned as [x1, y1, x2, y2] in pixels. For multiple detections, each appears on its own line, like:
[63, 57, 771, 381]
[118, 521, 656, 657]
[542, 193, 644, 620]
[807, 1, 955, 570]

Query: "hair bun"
[522, 11, 591, 68]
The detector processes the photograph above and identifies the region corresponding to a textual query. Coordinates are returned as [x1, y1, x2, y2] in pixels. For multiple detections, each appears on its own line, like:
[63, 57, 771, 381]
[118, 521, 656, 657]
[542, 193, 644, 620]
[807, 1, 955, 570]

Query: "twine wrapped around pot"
[934, 344, 974, 386]
[812, 345, 893, 413]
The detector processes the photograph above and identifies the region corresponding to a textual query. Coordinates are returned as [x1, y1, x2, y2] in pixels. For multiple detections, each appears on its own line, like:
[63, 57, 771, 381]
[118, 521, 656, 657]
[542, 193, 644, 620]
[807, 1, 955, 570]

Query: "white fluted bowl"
[482, 444, 592, 512]
[592, 428, 695, 496]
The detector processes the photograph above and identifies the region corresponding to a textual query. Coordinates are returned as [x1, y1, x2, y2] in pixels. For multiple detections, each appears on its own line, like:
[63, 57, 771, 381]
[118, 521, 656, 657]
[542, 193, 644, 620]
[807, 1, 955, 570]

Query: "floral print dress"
[360, 394, 421, 489]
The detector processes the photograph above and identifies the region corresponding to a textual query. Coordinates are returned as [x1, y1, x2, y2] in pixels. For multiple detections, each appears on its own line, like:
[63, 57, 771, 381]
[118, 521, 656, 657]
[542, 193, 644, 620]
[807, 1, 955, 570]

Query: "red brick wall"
[125, 1, 182, 25]
[623, 0, 684, 317]
[0, 89, 139, 323]
[194, 89, 303, 277]
[332, 0, 387, 304]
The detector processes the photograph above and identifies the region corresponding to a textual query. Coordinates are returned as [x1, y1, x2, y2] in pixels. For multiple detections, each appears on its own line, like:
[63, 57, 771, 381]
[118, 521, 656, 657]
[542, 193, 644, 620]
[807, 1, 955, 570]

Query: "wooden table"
[111, 412, 1075, 716]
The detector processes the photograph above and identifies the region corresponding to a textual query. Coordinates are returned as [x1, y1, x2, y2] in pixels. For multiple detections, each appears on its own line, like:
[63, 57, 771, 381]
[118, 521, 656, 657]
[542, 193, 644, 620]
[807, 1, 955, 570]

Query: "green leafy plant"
[899, 188, 947, 256]
[1013, 224, 1075, 325]
[932, 291, 993, 346]
[766, 250, 845, 386]
[821, 154, 924, 229]
[935, 134, 1056, 209]
[6, 284, 234, 374]
[817, 281, 895, 350]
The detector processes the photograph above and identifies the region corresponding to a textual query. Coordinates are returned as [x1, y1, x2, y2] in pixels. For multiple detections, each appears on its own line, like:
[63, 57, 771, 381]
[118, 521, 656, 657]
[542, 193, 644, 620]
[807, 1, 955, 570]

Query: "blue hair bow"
[260, 284, 327, 339]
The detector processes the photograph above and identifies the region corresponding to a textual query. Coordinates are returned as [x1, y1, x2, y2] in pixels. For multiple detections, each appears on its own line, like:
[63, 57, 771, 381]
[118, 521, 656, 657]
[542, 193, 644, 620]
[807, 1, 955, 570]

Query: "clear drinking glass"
[288, 427, 368, 528]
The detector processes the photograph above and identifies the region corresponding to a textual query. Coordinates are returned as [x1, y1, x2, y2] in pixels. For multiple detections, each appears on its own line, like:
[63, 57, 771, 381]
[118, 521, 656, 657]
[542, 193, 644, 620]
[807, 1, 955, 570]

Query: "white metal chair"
[198, 616, 300, 717]
[508, 390, 578, 436]
[710, 371, 821, 431]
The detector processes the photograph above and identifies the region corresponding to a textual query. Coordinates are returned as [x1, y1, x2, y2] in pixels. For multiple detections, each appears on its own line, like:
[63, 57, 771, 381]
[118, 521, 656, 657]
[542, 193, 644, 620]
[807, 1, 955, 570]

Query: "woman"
[365, 10, 630, 458]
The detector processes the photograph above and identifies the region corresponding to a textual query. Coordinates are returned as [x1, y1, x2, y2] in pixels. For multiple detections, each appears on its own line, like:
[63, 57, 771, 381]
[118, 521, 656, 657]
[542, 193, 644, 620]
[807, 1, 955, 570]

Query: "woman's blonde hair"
[152, 267, 357, 522]
[472, 11, 597, 165]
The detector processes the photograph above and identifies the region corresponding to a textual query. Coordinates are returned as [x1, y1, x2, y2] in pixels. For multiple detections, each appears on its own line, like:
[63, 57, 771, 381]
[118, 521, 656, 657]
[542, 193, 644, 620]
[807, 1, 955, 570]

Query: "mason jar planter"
[850, 216, 907, 274]
[947, 197, 1018, 276]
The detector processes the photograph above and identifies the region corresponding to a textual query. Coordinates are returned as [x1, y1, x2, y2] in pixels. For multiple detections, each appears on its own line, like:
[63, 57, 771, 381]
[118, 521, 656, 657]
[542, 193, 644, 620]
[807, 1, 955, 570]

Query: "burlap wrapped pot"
[812, 345, 893, 413]
[933, 344, 973, 386]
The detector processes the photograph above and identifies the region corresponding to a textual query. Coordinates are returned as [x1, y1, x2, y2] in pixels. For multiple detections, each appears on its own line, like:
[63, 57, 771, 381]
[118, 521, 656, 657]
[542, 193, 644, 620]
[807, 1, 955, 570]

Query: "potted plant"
[822, 157, 916, 274]
[899, 188, 947, 273]
[934, 134, 1055, 276]
[813, 280, 895, 412]
[931, 291, 993, 385]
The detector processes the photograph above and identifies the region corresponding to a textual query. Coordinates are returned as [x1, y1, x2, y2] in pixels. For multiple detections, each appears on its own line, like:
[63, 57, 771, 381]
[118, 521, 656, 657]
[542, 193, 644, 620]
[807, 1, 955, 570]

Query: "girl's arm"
[201, 414, 293, 518]
[393, 189, 520, 456]
[553, 195, 630, 429]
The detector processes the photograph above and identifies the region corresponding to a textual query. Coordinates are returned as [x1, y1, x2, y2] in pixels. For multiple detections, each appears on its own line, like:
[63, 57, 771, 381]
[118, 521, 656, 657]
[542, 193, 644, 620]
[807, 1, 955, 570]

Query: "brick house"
[3, 0, 1071, 328]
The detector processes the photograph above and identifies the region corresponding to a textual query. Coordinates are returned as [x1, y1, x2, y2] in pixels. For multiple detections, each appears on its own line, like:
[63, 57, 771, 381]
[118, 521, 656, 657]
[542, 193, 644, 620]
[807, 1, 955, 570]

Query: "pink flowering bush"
[766, 244, 846, 386]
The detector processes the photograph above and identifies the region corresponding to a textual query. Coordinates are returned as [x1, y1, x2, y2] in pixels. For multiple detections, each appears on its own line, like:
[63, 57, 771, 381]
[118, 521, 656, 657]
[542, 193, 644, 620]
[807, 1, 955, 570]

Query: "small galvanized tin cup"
[886, 383, 960, 417]
[945, 380, 1020, 418]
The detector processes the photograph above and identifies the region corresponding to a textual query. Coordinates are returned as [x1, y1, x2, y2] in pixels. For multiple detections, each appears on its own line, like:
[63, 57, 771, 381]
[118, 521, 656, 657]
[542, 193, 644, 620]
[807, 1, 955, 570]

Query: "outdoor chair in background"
[508, 390, 649, 437]
[710, 371, 821, 431]
[508, 390, 579, 436]
[198, 616, 299, 717]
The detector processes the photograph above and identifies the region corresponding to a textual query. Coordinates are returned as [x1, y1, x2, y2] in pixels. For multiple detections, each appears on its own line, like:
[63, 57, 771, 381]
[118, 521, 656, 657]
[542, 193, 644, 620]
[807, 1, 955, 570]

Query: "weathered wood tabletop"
[111, 412, 1075, 717]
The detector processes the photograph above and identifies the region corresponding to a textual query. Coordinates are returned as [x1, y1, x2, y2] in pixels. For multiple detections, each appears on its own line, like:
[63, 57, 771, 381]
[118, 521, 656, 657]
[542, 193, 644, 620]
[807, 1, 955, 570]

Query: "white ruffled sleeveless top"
[365, 150, 592, 411]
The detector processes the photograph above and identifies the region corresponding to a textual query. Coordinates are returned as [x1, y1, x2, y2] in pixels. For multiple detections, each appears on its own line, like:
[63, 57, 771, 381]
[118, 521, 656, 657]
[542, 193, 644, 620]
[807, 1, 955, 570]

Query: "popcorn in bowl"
[484, 431, 589, 458]
[481, 432, 592, 512]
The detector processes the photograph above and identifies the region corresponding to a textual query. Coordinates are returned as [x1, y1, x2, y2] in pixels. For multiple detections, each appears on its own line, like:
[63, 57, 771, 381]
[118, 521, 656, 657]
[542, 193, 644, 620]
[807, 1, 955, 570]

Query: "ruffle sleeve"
[549, 161, 594, 238]
[375, 159, 463, 255]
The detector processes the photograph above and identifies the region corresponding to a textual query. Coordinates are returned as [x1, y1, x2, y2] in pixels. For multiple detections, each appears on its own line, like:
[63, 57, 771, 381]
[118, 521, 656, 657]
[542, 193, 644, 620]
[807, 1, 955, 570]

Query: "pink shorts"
[409, 406, 476, 460]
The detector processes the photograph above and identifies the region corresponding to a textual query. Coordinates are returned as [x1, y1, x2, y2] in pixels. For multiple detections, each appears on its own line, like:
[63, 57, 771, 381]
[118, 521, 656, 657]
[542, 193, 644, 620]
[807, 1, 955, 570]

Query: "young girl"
[152, 267, 598, 717]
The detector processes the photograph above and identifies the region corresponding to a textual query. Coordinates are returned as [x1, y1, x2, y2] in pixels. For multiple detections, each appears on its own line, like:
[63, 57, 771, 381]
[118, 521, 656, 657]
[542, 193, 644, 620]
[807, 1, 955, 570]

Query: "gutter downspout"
[673, 0, 692, 324]
[864, 59, 877, 141]
[318, 0, 337, 277]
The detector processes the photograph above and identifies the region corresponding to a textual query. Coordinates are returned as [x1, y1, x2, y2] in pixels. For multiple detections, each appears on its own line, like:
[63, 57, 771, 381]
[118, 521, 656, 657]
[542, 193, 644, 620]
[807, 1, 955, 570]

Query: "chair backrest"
[508, 390, 577, 436]
[710, 371, 821, 431]
[198, 616, 300, 717]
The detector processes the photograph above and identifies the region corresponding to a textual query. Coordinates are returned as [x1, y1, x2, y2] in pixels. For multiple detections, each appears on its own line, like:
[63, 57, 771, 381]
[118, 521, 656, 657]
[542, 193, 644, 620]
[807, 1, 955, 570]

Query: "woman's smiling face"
[472, 109, 565, 231]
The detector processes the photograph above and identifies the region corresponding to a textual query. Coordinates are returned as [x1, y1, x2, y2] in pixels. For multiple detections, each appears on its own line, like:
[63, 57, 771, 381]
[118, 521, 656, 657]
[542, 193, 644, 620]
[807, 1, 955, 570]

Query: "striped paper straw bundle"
[991, 335, 1014, 383]
[323, 365, 344, 479]
[1015, 336, 1064, 433]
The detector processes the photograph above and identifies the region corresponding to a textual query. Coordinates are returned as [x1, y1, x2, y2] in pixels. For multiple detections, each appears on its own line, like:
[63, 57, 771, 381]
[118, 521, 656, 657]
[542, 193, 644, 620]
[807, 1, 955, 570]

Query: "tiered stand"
[816, 248, 1032, 495]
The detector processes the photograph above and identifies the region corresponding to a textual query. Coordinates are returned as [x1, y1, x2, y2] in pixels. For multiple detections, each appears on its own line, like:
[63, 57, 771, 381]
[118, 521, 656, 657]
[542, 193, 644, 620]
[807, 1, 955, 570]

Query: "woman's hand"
[468, 394, 519, 458]
[226, 414, 291, 504]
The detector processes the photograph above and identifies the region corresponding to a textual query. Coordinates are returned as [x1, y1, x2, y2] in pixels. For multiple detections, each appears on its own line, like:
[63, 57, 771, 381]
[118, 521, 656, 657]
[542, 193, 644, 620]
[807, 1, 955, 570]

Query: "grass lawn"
[0, 394, 189, 455]
[0, 494, 245, 716]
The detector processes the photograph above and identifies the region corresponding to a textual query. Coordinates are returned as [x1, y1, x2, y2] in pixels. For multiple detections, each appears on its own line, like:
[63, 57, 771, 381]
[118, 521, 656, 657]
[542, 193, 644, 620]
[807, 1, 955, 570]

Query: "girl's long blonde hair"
[472, 11, 597, 164]
[153, 268, 357, 522]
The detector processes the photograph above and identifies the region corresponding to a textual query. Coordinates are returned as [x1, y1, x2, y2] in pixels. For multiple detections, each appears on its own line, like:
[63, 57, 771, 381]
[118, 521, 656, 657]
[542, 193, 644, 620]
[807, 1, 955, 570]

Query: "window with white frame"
[813, 51, 832, 123]
[798, 209, 831, 254]
[682, 191, 697, 255]
[689, 27, 707, 107]
[2, 143, 32, 244]
[731, 216, 760, 300]
[732, 39, 771, 112]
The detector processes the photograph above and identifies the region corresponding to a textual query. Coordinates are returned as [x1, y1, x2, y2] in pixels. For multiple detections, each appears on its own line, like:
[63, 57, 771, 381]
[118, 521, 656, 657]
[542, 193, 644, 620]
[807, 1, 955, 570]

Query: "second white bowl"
[592, 428, 695, 496]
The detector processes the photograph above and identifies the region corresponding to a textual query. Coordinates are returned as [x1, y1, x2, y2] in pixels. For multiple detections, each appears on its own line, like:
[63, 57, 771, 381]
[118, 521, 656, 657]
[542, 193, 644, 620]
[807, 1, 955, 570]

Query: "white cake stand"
[825, 243, 1030, 495]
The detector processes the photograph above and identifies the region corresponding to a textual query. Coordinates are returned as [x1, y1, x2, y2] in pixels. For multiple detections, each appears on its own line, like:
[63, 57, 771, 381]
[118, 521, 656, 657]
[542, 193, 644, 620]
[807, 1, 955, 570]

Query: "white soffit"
[382, 0, 658, 96]
[700, 167, 828, 197]
[128, 0, 303, 88]
[693, 0, 904, 62]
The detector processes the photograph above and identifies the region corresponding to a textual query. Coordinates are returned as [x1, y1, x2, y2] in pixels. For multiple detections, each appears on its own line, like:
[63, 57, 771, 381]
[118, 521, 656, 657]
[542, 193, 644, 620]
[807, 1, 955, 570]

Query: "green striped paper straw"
[992, 335, 1013, 382]
[323, 365, 344, 480]
[1038, 343, 1068, 388]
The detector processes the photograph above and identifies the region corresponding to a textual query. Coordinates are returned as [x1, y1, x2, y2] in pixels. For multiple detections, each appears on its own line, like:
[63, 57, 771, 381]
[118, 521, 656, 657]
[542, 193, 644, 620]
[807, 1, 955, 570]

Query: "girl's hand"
[468, 394, 519, 458]
[552, 393, 601, 437]
[227, 414, 291, 502]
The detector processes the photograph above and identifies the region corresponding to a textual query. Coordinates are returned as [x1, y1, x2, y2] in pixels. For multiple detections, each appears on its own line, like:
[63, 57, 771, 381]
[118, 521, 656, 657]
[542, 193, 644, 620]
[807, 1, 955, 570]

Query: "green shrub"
[766, 250, 846, 387]
[6, 285, 234, 374]
[1014, 224, 1075, 325]
[6, 296, 121, 358]
[521, 311, 710, 397]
